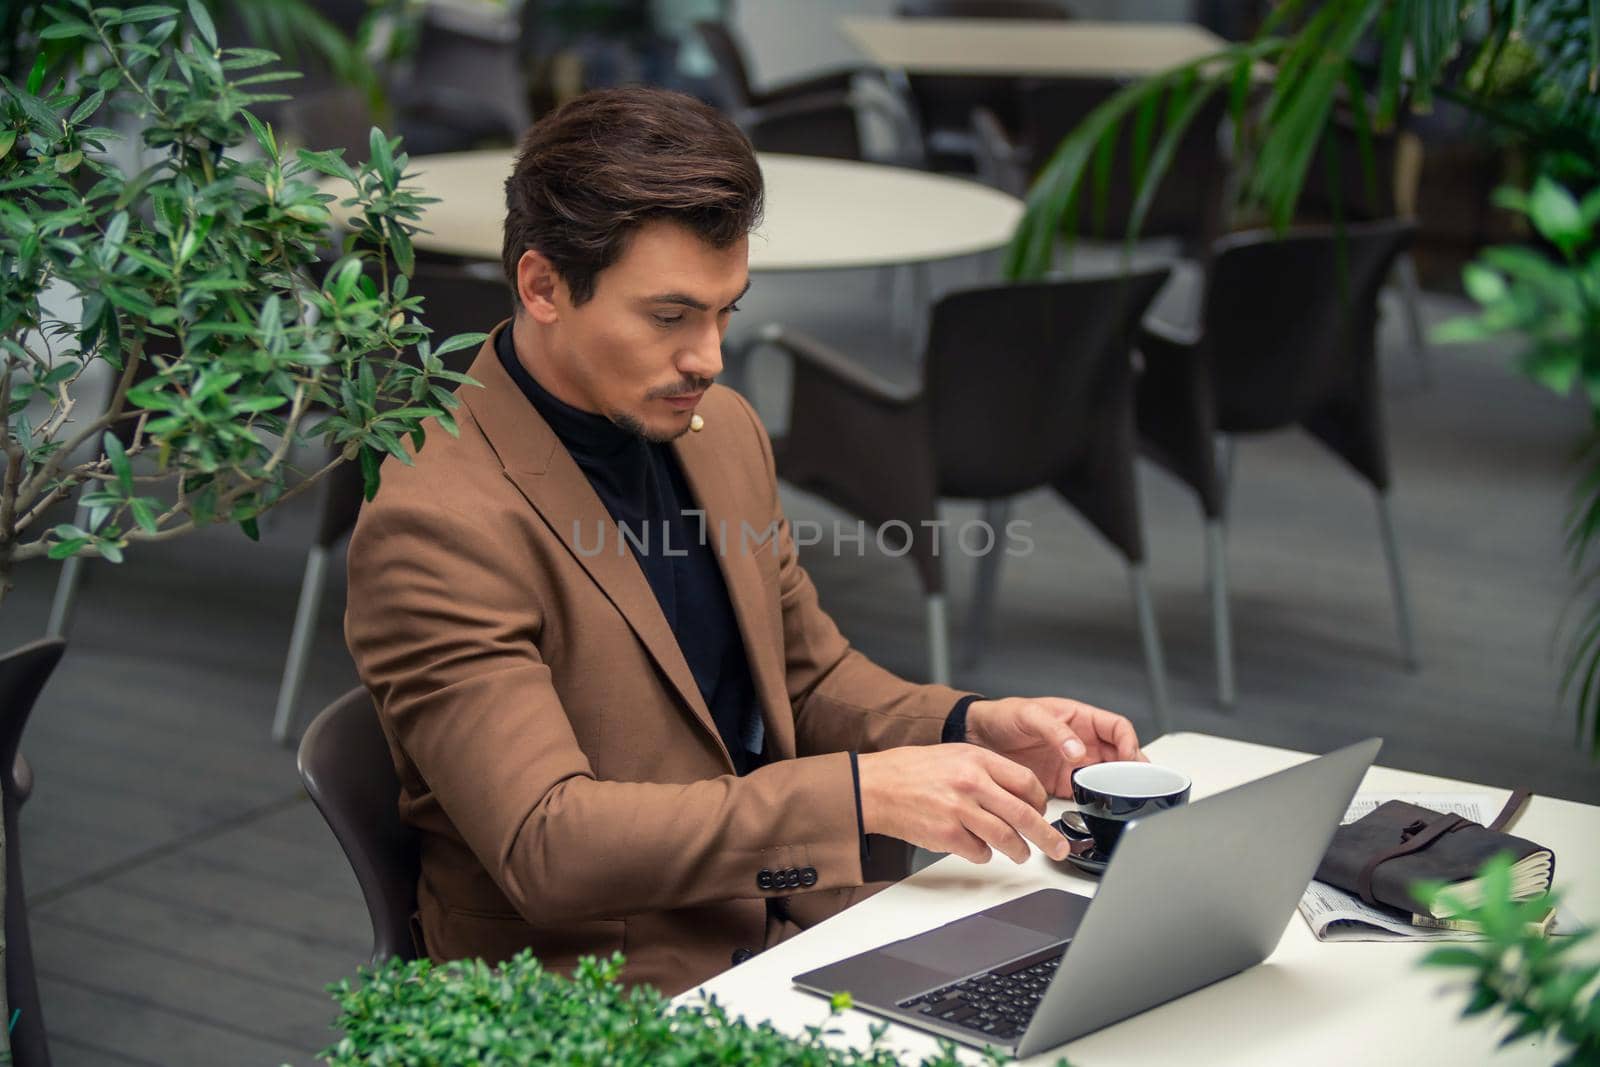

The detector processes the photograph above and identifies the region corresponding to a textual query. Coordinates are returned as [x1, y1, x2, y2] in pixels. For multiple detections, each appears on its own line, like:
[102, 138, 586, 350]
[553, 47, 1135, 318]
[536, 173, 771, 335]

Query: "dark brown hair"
[502, 87, 764, 305]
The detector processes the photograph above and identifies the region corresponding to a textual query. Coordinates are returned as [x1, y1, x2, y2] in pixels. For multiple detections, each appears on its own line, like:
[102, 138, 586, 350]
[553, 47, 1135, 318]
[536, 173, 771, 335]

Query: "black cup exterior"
[1070, 778, 1191, 856]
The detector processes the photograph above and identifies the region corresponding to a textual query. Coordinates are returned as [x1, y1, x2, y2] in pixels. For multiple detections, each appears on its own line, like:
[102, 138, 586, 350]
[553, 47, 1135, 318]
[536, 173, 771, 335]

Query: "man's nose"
[678, 322, 724, 382]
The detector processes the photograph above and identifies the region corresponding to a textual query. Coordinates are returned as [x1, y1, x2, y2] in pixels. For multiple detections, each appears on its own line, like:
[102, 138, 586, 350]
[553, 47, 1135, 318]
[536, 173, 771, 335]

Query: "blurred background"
[1, 0, 1596, 1063]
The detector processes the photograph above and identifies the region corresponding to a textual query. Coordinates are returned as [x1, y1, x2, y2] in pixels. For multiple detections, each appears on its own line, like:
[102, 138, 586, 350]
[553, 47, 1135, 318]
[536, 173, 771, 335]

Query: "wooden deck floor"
[2, 266, 1596, 1066]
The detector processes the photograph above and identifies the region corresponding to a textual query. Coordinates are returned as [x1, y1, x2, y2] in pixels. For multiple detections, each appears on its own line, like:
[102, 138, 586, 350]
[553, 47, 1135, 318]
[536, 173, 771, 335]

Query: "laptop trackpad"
[882, 916, 1060, 974]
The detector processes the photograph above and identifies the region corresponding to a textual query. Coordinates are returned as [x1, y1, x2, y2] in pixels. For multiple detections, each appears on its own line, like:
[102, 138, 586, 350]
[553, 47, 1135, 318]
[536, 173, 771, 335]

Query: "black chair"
[1296, 114, 1430, 384]
[1136, 219, 1419, 707]
[298, 687, 420, 965]
[970, 105, 1030, 196]
[0, 637, 66, 1067]
[272, 261, 500, 743]
[694, 21, 911, 163]
[695, 19, 861, 114]
[895, 0, 1076, 172]
[754, 270, 1174, 733]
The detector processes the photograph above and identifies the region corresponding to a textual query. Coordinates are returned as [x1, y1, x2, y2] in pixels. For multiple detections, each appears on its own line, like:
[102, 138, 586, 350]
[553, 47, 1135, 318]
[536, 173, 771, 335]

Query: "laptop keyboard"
[893, 943, 1066, 1043]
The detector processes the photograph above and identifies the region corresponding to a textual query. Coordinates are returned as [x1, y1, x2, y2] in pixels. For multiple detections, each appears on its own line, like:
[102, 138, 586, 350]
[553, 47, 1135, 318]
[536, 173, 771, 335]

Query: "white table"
[676, 732, 1600, 1066]
[840, 17, 1231, 79]
[321, 150, 1023, 272]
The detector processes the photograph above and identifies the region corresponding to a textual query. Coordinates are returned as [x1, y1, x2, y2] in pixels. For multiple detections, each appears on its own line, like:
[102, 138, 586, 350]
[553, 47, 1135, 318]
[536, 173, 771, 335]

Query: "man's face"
[544, 220, 749, 443]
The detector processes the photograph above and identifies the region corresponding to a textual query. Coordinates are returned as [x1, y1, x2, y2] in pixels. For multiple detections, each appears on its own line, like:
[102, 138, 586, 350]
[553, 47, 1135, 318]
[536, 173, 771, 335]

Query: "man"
[345, 86, 1143, 997]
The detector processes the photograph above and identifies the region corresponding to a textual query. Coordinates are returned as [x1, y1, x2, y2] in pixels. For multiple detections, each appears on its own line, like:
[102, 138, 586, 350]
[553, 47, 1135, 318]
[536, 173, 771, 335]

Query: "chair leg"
[1206, 519, 1237, 708]
[1215, 435, 1236, 527]
[1374, 491, 1419, 671]
[963, 499, 1011, 670]
[272, 544, 331, 745]
[1126, 563, 1172, 736]
[925, 592, 952, 687]
[1394, 252, 1432, 388]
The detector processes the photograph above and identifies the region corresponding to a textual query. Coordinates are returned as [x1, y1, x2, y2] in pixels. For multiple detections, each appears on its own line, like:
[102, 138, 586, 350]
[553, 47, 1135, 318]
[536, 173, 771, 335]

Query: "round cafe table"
[321, 149, 1025, 272]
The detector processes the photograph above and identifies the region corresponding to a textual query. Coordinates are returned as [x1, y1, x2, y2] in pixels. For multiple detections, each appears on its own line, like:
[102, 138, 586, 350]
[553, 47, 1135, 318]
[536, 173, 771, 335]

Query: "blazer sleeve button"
[757, 869, 773, 890]
[731, 948, 755, 965]
[785, 868, 802, 888]
[800, 867, 818, 887]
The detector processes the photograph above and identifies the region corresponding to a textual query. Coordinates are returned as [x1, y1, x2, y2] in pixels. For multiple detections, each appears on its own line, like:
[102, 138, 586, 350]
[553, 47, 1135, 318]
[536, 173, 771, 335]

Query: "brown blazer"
[344, 325, 969, 995]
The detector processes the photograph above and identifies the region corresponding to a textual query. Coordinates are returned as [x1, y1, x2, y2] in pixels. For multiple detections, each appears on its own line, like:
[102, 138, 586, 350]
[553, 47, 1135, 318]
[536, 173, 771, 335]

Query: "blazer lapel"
[460, 328, 732, 768]
[673, 417, 797, 764]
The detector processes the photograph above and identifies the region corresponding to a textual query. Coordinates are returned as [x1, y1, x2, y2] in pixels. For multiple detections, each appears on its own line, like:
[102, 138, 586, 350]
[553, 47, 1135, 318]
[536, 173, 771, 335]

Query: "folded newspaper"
[1298, 792, 1579, 942]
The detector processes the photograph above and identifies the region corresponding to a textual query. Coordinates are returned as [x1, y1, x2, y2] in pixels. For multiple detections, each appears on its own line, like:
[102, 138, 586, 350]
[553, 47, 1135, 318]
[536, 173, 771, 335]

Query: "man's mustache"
[650, 377, 715, 399]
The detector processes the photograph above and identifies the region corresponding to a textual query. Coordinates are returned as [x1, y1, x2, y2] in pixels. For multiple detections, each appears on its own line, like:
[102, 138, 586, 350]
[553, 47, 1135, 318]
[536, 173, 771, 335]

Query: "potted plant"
[0, 0, 480, 1059]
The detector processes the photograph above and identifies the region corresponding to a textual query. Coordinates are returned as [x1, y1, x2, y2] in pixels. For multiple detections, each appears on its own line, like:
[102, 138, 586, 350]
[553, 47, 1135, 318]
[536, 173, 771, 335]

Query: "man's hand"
[857, 745, 1072, 864]
[965, 698, 1144, 798]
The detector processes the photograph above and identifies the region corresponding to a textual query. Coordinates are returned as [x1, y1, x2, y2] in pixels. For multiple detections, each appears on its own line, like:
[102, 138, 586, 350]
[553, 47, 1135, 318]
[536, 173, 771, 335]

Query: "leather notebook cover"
[1314, 799, 1553, 917]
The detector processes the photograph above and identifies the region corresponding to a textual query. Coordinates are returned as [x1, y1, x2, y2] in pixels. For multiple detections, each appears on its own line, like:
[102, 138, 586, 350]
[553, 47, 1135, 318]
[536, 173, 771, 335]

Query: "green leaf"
[47, 538, 91, 560]
[39, 19, 94, 40]
[430, 332, 489, 358]
[119, 5, 180, 23]
[1462, 264, 1509, 306]
[185, 0, 217, 49]
[68, 89, 106, 126]
[368, 126, 396, 186]
[96, 539, 124, 564]
[294, 147, 358, 184]
[1582, 187, 1600, 230]
[1461, 985, 1500, 1017]
[231, 395, 286, 414]
[239, 515, 259, 541]
[102, 430, 133, 495]
[389, 224, 413, 275]
[242, 109, 276, 161]
[26, 54, 46, 95]
[358, 444, 381, 501]
[54, 151, 83, 174]
[129, 498, 160, 534]
[1523, 345, 1581, 394]
[1528, 176, 1586, 254]
[0, 131, 14, 161]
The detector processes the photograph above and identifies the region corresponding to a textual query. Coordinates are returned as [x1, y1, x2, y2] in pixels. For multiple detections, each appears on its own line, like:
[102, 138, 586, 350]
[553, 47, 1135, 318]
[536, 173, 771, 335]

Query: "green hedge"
[322, 951, 1067, 1066]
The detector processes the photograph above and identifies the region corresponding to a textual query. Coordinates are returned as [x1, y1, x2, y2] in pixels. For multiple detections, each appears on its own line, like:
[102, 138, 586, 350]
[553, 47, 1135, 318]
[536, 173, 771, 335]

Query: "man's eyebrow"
[643, 279, 751, 312]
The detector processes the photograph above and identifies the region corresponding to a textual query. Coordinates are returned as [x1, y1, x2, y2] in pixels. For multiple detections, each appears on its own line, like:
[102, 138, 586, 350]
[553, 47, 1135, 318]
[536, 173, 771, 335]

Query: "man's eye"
[652, 314, 683, 328]
[723, 303, 741, 315]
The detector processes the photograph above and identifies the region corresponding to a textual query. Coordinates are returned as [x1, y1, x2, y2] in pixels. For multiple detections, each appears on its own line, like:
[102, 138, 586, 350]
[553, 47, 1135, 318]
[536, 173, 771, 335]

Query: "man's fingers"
[945, 825, 994, 865]
[1021, 700, 1086, 761]
[982, 789, 1070, 862]
[1096, 711, 1141, 761]
[961, 806, 1030, 865]
[976, 748, 1048, 811]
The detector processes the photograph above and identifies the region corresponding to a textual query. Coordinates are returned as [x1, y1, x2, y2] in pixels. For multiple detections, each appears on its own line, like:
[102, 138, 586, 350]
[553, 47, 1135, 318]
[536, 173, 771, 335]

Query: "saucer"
[1064, 847, 1111, 876]
[1051, 816, 1112, 875]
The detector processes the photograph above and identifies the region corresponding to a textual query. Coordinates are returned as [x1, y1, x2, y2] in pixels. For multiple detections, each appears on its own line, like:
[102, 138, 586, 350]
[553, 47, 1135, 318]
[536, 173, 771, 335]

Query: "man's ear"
[516, 249, 564, 325]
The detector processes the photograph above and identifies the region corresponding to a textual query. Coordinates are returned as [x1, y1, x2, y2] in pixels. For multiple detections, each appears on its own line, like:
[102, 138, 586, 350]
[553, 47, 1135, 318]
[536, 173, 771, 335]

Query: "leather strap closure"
[1489, 787, 1533, 832]
[1356, 813, 1467, 906]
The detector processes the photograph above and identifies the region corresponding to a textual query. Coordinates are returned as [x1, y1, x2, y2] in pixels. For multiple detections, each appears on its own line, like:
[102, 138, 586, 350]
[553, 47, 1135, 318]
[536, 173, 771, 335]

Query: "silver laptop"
[794, 738, 1380, 1057]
